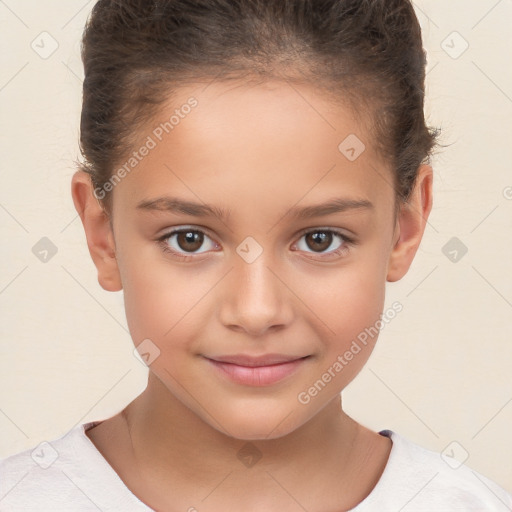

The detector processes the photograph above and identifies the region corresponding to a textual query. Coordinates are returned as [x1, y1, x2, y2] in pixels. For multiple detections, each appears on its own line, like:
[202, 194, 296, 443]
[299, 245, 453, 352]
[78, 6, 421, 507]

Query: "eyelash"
[156, 226, 356, 262]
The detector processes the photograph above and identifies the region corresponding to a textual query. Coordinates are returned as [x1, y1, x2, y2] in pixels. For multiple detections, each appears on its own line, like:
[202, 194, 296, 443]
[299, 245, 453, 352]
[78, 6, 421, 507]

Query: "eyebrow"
[135, 195, 373, 222]
[136, 196, 231, 222]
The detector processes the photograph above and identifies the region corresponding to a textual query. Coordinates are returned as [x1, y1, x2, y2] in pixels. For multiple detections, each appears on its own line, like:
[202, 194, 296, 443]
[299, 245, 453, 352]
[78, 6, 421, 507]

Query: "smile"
[204, 355, 311, 387]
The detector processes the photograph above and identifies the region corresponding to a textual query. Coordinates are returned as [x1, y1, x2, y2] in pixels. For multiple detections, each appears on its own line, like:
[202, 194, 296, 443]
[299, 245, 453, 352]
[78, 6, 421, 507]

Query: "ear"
[71, 170, 123, 292]
[387, 164, 433, 282]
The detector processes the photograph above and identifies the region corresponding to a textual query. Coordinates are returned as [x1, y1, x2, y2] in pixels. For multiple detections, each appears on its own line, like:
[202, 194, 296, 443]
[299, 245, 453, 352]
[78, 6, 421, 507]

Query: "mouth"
[203, 354, 311, 387]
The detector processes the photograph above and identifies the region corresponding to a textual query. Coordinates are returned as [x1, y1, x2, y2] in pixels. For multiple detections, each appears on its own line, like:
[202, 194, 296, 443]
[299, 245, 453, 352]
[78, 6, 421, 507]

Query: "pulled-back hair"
[78, 0, 442, 217]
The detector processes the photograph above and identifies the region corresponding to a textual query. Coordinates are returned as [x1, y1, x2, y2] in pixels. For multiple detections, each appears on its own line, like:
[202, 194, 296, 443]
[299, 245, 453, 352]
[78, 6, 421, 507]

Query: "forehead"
[113, 78, 393, 220]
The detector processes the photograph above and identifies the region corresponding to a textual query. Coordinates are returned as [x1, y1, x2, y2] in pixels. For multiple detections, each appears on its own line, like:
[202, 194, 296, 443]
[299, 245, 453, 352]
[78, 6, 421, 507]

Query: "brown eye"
[175, 230, 204, 252]
[158, 227, 218, 259]
[304, 231, 333, 252]
[293, 228, 353, 259]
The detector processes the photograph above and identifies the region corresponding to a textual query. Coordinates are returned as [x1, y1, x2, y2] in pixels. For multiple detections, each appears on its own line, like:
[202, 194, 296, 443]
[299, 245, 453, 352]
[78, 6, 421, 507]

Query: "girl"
[1, 0, 511, 510]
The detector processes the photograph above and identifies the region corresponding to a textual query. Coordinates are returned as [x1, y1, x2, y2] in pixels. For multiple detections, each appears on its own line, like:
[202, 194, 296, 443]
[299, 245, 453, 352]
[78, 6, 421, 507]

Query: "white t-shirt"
[0, 421, 511, 511]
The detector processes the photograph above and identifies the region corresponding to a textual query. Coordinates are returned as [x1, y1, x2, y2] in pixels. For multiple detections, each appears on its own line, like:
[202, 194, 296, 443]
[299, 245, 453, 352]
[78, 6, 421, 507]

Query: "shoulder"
[0, 422, 108, 511]
[355, 429, 512, 511]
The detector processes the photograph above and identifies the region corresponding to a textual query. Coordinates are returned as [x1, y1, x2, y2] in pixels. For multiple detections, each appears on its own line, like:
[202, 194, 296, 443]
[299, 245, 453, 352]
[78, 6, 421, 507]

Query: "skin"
[71, 78, 433, 512]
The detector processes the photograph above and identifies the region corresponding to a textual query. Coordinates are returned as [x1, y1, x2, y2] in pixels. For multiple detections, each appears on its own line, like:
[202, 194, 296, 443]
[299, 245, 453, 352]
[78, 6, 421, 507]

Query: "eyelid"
[295, 225, 354, 239]
[157, 225, 220, 248]
[156, 223, 216, 238]
[157, 225, 354, 243]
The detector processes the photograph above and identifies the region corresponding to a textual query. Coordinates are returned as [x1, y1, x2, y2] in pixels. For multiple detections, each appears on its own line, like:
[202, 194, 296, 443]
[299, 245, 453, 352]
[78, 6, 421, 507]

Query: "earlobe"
[71, 171, 123, 292]
[386, 164, 433, 282]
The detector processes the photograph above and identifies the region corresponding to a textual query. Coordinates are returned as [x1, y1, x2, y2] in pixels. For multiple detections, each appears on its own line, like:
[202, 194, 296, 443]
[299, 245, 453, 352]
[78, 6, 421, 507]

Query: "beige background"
[1, 0, 511, 494]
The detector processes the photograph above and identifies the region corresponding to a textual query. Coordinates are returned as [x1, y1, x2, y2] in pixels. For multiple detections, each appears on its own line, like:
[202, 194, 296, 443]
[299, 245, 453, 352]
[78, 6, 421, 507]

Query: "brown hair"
[78, 0, 442, 218]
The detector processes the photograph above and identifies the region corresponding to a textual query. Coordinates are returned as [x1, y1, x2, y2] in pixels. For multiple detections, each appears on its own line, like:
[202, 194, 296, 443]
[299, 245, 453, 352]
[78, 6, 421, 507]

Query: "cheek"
[304, 258, 386, 339]
[120, 249, 218, 361]
[296, 251, 388, 391]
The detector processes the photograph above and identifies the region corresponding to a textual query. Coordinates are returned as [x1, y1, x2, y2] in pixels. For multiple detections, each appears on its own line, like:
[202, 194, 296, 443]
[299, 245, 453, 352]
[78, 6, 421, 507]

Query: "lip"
[207, 353, 309, 367]
[204, 354, 310, 387]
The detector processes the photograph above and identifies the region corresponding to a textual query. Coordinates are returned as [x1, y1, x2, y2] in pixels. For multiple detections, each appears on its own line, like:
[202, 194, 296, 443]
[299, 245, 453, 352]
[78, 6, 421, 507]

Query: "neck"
[114, 372, 388, 511]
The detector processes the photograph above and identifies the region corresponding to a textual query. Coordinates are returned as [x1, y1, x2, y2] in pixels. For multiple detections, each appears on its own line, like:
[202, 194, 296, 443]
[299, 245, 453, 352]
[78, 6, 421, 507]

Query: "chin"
[209, 402, 308, 442]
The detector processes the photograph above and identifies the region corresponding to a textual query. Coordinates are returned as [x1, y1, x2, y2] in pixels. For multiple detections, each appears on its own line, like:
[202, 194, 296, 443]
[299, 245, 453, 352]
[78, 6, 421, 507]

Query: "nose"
[219, 252, 294, 336]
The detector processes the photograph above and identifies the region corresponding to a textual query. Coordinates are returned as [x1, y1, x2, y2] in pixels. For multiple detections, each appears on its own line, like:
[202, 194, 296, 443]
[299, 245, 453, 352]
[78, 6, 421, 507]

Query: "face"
[73, 78, 432, 440]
